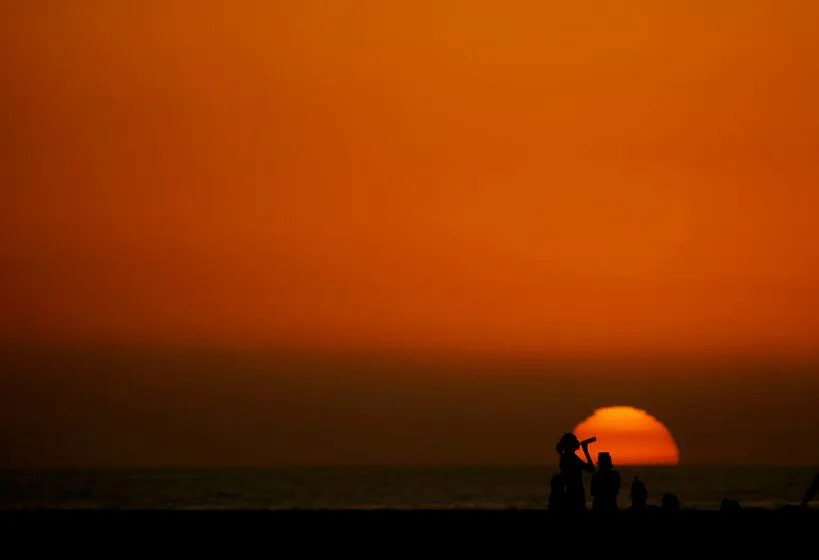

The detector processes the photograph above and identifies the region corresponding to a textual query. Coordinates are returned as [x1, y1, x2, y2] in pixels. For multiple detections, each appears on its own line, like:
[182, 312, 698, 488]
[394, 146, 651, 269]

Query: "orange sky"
[1, 2, 819, 468]
[2, 0, 819, 358]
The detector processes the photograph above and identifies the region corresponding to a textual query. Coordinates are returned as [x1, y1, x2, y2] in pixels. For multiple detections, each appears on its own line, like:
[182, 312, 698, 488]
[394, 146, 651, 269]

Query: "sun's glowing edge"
[573, 405, 680, 466]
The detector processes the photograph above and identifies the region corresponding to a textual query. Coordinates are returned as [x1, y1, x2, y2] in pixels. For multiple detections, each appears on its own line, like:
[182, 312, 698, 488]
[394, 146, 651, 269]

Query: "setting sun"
[574, 406, 680, 466]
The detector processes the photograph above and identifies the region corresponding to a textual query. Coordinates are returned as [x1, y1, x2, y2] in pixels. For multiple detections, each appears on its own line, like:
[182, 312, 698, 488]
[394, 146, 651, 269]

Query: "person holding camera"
[556, 432, 596, 512]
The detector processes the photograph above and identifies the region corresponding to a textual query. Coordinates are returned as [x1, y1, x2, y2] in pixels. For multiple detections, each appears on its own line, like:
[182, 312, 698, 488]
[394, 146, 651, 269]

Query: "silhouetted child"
[548, 473, 568, 513]
[556, 432, 595, 512]
[630, 476, 648, 510]
[801, 472, 819, 507]
[591, 451, 621, 512]
[720, 498, 741, 513]
[661, 492, 680, 512]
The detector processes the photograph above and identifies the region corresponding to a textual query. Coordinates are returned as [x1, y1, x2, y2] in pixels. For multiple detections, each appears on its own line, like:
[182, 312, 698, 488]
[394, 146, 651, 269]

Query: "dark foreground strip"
[1, 508, 816, 552]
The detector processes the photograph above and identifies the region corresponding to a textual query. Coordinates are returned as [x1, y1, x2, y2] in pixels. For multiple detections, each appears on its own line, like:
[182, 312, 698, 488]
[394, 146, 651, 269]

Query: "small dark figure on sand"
[720, 498, 741, 513]
[661, 492, 680, 512]
[548, 473, 567, 513]
[801, 472, 819, 507]
[591, 452, 621, 512]
[630, 476, 648, 510]
[556, 432, 595, 512]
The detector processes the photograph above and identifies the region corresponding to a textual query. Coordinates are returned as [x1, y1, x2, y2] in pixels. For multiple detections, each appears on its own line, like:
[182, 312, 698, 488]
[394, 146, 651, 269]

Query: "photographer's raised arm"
[580, 441, 595, 472]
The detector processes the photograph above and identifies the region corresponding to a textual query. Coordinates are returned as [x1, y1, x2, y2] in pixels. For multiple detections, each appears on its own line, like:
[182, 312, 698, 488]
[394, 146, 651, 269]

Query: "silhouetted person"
[556, 432, 595, 512]
[630, 476, 648, 510]
[720, 498, 741, 513]
[548, 473, 568, 513]
[801, 472, 819, 507]
[591, 452, 621, 512]
[661, 492, 680, 512]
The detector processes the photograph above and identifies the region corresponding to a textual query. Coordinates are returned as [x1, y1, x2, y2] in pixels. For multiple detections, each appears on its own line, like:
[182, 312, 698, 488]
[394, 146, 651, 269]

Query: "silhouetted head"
[661, 492, 680, 512]
[597, 452, 613, 469]
[556, 432, 580, 455]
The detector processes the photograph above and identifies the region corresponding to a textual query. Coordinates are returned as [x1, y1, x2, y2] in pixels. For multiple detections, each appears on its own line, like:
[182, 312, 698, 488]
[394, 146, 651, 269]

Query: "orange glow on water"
[574, 406, 680, 465]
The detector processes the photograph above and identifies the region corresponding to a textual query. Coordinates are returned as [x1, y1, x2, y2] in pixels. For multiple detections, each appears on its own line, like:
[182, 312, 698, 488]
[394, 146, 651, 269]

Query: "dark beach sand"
[4, 507, 817, 549]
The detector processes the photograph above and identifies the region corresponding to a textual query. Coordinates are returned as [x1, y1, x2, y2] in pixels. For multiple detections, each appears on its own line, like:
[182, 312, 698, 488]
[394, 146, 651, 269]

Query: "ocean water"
[1, 466, 816, 510]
